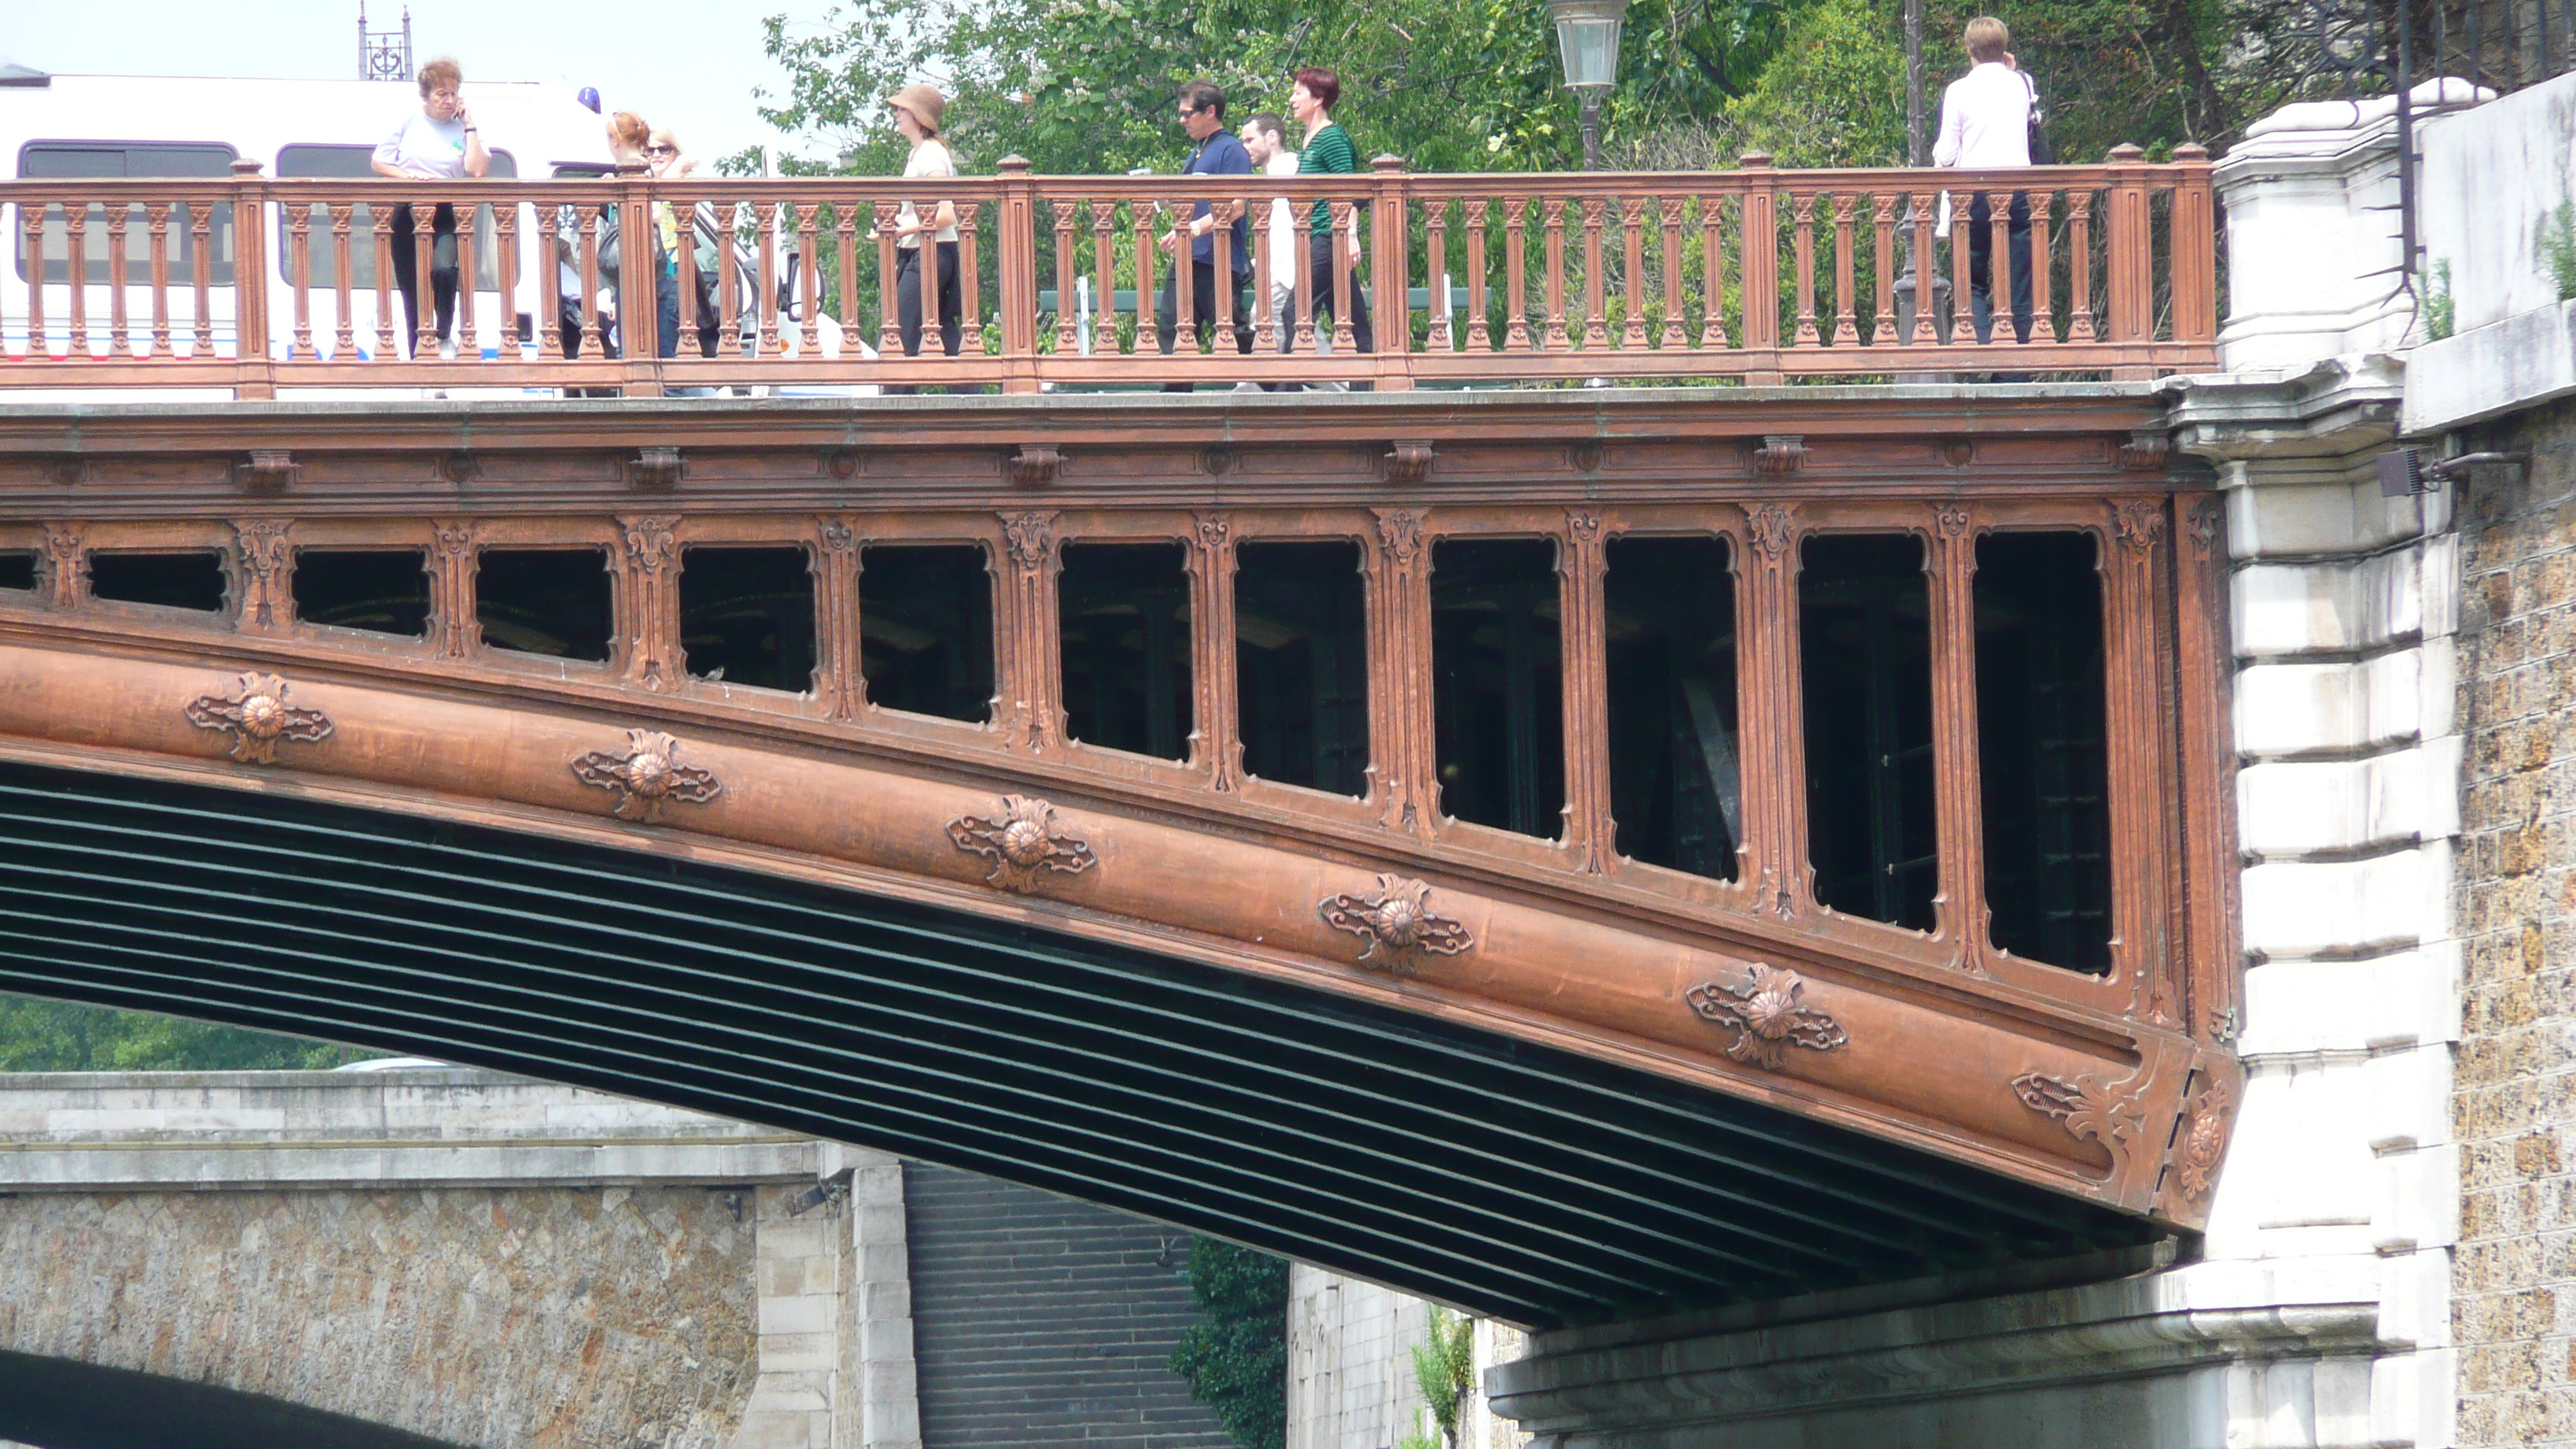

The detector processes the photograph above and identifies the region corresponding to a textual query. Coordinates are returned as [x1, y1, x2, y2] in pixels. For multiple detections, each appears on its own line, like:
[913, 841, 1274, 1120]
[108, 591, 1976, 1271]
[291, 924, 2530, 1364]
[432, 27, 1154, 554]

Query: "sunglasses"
[646, 145, 677, 156]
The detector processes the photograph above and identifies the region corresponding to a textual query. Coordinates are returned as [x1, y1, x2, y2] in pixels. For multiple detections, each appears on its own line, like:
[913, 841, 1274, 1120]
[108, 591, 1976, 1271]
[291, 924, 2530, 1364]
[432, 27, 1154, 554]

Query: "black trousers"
[389, 203, 460, 353]
[1155, 259, 1254, 392]
[1966, 191, 2034, 346]
[891, 242, 961, 396]
[1302, 230, 1375, 355]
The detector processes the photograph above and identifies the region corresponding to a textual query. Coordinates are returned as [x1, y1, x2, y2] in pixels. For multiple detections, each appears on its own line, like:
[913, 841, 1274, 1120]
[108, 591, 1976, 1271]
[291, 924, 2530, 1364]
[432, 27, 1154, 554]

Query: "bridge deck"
[0, 389, 2239, 1324]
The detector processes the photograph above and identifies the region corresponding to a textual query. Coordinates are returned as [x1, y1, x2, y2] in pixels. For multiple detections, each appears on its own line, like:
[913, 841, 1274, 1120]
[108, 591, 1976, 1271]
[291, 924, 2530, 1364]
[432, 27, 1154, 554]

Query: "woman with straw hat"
[883, 84, 961, 390]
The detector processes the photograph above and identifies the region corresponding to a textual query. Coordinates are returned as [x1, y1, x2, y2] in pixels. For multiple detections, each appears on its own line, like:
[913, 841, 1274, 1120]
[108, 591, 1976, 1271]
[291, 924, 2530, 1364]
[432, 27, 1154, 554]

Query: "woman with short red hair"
[1288, 67, 1372, 385]
[371, 56, 488, 359]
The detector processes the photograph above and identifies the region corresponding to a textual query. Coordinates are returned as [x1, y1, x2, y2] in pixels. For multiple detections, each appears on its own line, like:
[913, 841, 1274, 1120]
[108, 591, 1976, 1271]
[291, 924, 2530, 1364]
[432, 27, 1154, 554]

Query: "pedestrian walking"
[1241, 113, 1327, 372]
[882, 84, 961, 394]
[1288, 67, 1373, 385]
[1933, 16, 2035, 349]
[1155, 80, 1255, 391]
[370, 56, 487, 359]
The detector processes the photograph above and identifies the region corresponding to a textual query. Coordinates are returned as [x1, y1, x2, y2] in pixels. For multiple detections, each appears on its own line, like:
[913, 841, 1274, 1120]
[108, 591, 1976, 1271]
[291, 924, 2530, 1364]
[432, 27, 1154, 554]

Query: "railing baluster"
[497, 200, 522, 355]
[1165, 194, 1192, 353]
[1658, 197, 1686, 350]
[190, 200, 214, 355]
[21, 201, 45, 359]
[837, 200, 861, 353]
[1132, 192, 1160, 358]
[579, 203, 604, 358]
[332, 202, 356, 358]
[1871, 195, 1896, 346]
[1621, 196, 1646, 349]
[796, 203, 822, 355]
[1465, 199, 1491, 352]
[1700, 193, 1727, 349]
[1425, 197, 1451, 353]
[1211, 199, 1238, 352]
[371, 201, 396, 358]
[1290, 198, 1316, 355]
[1542, 197, 1569, 349]
[1502, 196, 1530, 352]
[759, 200, 782, 357]
[1580, 197, 1608, 349]
[1989, 190, 2013, 344]
[1327, 199, 1356, 352]
[1251, 194, 1277, 356]
[453, 202, 478, 358]
[1910, 194, 1937, 345]
[2029, 188, 2054, 343]
[1090, 198, 1117, 355]
[1949, 192, 1975, 345]
[1051, 200, 1080, 354]
[536, 203, 564, 361]
[289, 201, 314, 358]
[1831, 195, 1856, 347]
[956, 195, 984, 357]
[873, 200, 899, 358]
[64, 203, 88, 356]
[413, 196, 438, 359]
[1791, 192, 1819, 348]
[106, 204, 130, 357]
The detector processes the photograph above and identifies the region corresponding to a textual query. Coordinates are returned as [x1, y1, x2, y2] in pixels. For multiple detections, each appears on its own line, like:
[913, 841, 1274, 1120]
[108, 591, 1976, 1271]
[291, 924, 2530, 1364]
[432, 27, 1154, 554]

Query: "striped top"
[1296, 122, 1359, 235]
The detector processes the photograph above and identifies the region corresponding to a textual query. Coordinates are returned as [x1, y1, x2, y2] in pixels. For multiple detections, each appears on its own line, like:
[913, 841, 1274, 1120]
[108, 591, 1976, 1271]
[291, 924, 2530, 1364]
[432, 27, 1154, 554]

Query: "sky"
[4, 1, 847, 166]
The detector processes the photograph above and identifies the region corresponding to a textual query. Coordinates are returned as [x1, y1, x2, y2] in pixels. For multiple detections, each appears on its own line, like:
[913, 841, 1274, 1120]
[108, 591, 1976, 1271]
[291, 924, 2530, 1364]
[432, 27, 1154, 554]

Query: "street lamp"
[1547, 0, 1629, 170]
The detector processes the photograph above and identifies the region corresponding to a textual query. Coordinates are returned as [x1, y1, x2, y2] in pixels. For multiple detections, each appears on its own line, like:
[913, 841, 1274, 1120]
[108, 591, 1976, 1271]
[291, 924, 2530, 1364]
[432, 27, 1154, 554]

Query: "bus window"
[15, 141, 238, 285]
[274, 144, 516, 291]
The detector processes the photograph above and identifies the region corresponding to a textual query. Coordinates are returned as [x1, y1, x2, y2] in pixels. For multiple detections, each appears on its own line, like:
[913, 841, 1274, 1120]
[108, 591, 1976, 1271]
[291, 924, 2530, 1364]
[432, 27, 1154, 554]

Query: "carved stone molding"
[623, 515, 680, 573]
[1935, 503, 1971, 538]
[1686, 964, 1847, 1070]
[1009, 443, 1063, 487]
[1567, 440, 1605, 474]
[236, 450, 298, 492]
[2112, 499, 2167, 553]
[1194, 514, 1231, 552]
[1564, 509, 1605, 545]
[1197, 445, 1238, 478]
[184, 671, 335, 765]
[1383, 440, 1437, 485]
[1375, 507, 1427, 566]
[2174, 1072, 2235, 1202]
[824, 449, 862, 481]
[1753, 435, 1808, 475]
[2012, 1070, 2149, 1169]
[570, 728, 723, 824]
[42, 524, 85, 608]
[235, 519, 294, 630]
[1003, 511, 1057, 570]
[947, 794, 1099, 892]
[1938, 438, 1975, 468]
[1745, 502, 1798, 560]
[2185, 495, 2222, 561]
[1317, 874, 1473, 970]
[626, 447, 683, 488]
[818, 517, 858, 555]
[47, 457, 89, 488]
[438, 452, 479, 485]
[2114, 430, 2173, 471]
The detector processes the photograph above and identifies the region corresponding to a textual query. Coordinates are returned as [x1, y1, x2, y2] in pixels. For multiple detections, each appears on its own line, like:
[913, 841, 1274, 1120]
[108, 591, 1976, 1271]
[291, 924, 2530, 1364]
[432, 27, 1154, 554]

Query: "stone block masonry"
[2452, 394, 2576, 1447]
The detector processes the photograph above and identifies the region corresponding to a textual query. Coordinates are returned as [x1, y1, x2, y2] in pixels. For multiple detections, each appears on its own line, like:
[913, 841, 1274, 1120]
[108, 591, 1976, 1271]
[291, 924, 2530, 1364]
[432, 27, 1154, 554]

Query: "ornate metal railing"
[2, 152, 2218, 396]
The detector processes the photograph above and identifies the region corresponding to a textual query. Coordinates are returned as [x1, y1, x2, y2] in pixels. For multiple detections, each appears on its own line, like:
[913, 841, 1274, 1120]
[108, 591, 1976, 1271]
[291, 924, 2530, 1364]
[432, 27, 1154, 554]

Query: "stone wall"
[2453, 395, 2576, 1445]
[0, 1184, 760, 1448]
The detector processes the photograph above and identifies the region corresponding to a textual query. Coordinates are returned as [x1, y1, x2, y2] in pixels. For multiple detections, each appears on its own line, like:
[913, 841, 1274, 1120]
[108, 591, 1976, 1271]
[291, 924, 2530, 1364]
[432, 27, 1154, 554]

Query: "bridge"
[0, 152, 2253, 1440]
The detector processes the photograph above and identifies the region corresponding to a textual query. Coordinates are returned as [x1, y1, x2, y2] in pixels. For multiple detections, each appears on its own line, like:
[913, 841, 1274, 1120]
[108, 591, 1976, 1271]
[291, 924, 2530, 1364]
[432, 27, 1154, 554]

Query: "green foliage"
[2539, 200, 2576, 303]
[1409, 1307, 1478, 1449]
[2424, 259, 2456, 341]
[0, 995, 379, 1072]
[1724, 0, 1906, 167]
[1169, 1236, 1289, 1449]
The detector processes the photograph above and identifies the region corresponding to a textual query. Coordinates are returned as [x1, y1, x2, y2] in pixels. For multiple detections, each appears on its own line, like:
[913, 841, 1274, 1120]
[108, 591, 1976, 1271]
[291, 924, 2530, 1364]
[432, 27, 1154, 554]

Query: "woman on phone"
[370, 56, 488, 359]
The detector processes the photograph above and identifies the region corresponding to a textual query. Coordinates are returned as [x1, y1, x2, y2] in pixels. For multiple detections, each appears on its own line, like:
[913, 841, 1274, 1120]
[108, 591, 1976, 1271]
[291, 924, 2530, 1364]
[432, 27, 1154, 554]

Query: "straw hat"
[887, 84, 947, 134]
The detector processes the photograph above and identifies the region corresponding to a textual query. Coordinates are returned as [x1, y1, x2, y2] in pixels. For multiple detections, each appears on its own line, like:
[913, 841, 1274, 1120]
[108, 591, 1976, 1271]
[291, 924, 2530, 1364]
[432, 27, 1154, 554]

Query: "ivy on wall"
[1170, 1235, 1290, 1449]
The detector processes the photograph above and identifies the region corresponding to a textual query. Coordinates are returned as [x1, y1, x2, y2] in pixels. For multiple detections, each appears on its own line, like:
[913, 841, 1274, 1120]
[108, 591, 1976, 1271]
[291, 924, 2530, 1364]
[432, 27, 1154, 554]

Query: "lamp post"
[1547, 0, 1629, 170]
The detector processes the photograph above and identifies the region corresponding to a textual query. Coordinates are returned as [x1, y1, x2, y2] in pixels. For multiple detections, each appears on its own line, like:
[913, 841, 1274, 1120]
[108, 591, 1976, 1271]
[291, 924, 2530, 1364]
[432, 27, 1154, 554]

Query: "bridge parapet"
[1, 154, 2216, 396]
[0, 387, 2235, 1324]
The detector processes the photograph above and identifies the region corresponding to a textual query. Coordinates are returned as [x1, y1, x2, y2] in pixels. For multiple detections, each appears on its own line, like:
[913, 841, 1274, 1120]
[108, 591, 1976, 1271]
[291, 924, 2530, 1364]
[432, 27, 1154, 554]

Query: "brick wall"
[903, 1163, 1231, 1449]
[2454, 396, 2576, 1445]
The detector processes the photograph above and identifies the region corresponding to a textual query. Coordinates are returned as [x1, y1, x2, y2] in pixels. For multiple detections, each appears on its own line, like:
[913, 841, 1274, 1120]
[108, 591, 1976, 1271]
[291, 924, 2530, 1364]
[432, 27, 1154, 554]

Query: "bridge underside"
[0, 1348, 460, 1449]
[0, 759, 2159, 1327]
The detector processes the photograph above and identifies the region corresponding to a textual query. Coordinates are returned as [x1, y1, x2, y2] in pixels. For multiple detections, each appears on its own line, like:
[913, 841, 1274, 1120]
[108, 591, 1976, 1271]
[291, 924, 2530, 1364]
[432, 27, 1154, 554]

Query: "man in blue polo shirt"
[1156, 79, 1256, 391]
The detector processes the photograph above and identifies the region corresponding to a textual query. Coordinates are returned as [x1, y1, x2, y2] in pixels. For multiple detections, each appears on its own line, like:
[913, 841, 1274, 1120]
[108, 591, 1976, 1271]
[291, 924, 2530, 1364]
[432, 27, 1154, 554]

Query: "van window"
[272, 144, 516, 290]
[15, 141, 238, 285]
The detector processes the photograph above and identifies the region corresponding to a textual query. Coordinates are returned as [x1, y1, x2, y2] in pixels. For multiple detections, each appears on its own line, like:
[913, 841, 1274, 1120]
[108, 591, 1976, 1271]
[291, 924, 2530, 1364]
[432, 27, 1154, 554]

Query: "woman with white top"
[369, 56, 488, 360]
[884, 84, 961, 392]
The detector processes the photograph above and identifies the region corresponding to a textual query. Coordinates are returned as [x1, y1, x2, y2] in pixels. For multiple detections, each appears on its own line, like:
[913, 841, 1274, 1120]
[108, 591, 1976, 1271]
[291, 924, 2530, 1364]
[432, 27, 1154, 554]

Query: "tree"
[0, 995, 378, 1073]
[1400, 1307, 1478, 1449]
[1168, 1235, 1290, 1449]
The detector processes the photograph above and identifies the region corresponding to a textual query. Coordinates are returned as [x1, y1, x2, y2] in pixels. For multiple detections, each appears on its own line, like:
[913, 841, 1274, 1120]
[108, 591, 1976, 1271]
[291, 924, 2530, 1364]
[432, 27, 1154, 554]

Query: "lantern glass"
[1547, 0, 1629, 91]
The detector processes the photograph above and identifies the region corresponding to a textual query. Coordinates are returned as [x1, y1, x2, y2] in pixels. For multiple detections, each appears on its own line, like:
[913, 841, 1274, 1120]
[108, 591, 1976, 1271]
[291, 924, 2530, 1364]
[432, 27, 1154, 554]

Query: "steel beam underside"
[0, 760, 2159, 1327]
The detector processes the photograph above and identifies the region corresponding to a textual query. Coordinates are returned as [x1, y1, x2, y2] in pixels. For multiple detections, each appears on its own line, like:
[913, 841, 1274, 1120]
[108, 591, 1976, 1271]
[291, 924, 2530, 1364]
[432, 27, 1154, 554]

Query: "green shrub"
[1169, 1237, 1288, 1449]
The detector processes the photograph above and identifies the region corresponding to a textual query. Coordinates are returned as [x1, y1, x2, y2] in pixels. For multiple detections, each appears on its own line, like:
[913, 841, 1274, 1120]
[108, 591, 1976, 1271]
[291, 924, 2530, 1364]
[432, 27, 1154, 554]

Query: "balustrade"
[1, 151, 2218, 396]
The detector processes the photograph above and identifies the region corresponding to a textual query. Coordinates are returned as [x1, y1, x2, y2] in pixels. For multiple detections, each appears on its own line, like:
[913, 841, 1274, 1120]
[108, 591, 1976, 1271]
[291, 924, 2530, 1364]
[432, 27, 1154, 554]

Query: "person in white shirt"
[882, 84, 961, 393]
[1239, 113, 1328, 387]
[369, 56, 488, 359]
[1934, 17, 2036, 346]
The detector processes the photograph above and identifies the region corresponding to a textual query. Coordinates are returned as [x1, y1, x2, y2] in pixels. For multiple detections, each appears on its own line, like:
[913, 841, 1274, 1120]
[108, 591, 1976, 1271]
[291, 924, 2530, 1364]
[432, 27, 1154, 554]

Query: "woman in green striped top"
[1289, 67, 1375, 374]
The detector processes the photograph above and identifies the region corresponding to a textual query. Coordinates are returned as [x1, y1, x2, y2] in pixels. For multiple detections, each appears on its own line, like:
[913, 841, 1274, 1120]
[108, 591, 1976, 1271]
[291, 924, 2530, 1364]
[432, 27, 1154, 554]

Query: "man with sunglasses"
[1155, 80, 1255, 391]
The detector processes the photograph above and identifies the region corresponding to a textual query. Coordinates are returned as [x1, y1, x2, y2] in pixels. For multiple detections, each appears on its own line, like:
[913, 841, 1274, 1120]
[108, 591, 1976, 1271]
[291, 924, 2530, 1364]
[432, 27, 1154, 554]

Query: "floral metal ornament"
[2011, 1069, 2150, 1171]
[2175, 1073, 2236, 1203]
[947, 794, 1098, 892]
[570, 728, 723, 824]
[1687, 964, 1848, 1070]
[183, 672, 335, 765]
[1317, 874, 1474, 971]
